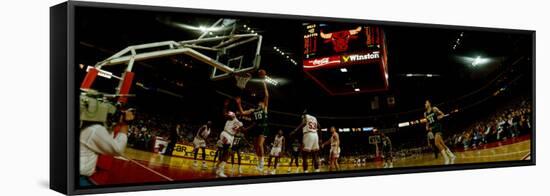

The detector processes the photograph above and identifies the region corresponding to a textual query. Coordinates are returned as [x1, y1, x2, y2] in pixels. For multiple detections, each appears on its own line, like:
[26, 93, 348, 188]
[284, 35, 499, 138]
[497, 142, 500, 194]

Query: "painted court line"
[123, 155, 175, 181]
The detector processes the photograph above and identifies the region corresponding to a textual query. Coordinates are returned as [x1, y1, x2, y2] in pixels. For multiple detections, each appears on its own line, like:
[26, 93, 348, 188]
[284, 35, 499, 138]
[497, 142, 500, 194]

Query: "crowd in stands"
[124, 99, 532, 161]
[126, 112, 207, 151]
[446, 100, 532, 150]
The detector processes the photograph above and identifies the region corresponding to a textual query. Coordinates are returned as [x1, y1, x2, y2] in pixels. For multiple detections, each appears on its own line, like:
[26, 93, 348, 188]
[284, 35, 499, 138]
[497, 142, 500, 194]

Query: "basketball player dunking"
[236, 73, 269, 172]
[321, 126, 340, 171]
[424, 100, 456, 165]
[291, 111, 321, 173]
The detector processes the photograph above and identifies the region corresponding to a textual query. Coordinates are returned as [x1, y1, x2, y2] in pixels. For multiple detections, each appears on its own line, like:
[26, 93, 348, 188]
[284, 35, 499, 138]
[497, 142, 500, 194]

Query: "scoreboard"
[302, 23, 389, 95]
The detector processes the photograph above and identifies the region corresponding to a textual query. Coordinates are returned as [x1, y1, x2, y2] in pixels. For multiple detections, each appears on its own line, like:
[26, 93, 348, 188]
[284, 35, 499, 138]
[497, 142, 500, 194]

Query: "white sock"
[446, 148, 455, 157]
[259, 157, 264, 167]
[441, 150, 449, 161]
[219, 162, 226, 171]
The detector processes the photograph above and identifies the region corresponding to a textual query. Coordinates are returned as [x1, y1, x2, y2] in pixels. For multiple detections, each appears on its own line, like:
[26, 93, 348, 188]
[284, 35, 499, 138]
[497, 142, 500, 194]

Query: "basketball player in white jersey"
[193, 121, 212, 169]
[322, 126, 340, 171]
[267, 129, 285, 175]
[215, 111, 243, 177]
[291, 111, 321, 173]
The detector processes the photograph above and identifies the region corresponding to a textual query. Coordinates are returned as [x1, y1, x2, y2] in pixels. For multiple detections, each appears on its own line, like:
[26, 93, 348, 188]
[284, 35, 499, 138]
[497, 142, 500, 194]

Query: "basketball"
[258, 69, 267, 78]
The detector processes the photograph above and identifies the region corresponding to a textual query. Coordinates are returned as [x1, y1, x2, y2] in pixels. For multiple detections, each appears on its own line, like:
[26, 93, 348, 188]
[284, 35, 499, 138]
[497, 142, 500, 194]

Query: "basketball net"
[235, 73, 252, 89]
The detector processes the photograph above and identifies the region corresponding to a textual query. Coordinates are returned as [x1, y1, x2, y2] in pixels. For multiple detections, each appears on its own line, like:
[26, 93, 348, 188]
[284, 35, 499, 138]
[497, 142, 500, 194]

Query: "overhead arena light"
[340, 68, 348, 72]
[398, 122, 410, 128]
[272, 45, 299, 66]
[354, 88, 360, 92]
[265, 76, 279, 86]
[197, 25, 224, 33]
[404, 73, 440, 77]
[471, 56, 487, 66]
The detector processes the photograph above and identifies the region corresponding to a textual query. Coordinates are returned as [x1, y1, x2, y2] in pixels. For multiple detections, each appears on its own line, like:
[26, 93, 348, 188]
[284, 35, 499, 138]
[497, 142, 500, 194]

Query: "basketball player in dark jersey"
[288, 139, 301, 173]
[424, 100, 456, 164]
[380, 133, 393, 168]
[230, 131, 249, 174]
[236, 79, 269, 172]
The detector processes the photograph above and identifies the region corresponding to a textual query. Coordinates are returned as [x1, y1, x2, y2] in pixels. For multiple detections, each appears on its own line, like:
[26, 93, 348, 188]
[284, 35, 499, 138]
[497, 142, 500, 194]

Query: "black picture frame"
[50, 1, 536, 195]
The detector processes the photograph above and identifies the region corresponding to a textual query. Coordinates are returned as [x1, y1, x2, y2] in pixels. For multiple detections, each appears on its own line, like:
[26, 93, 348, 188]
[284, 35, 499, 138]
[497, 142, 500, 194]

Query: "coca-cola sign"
[303, 51, 381, 70]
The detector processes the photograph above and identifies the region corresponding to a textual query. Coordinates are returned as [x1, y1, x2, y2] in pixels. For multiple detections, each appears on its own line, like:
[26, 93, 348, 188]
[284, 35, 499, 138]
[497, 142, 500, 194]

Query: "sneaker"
[449, 153, 456, 160]
[304, 170, 309, 173]
[238, 166, 243, 174]
[216, 170, 227, 178]
[256, 166, 264, 173]
[314, 169, 320, 173]
[193, 160, 198, 167]
[295, 168, 300, 173]
[270, 169, 276, 175]
[202, 162, 208, 169]
[287, 167, 292, 173]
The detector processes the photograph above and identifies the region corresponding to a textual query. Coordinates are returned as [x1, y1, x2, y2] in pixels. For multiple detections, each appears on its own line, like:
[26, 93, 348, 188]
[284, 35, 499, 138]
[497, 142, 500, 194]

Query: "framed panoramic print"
[50, 1, 535, 194]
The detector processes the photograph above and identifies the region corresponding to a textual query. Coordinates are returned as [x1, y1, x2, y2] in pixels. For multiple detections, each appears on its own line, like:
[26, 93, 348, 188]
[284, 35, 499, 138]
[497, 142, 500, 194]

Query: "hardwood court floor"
[89, 135, 531, 186]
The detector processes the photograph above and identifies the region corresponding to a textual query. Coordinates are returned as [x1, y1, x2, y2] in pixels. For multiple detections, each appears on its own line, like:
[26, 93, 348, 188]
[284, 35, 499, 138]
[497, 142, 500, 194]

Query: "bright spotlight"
[354, 88, 360, 92]
[199, 26, 208, 32]
[265, 76, 279, 86]
[472, 56, 483, 66]
[340, 68, 348, 72]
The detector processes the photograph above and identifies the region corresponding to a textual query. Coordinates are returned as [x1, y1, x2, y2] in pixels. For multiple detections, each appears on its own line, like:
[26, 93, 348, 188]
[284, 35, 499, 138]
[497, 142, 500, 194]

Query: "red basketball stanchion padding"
[81, 67, 99, 89]
[117, 71, 135, 104]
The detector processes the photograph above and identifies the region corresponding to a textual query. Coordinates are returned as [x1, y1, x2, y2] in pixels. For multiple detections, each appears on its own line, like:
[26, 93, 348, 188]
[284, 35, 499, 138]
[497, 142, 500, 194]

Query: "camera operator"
[79, 108, 135, 186]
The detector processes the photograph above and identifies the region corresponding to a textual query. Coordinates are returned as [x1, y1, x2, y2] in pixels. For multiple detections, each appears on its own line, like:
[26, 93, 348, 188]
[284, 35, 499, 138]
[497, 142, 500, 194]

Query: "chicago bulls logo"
[320, 26, 362, 53]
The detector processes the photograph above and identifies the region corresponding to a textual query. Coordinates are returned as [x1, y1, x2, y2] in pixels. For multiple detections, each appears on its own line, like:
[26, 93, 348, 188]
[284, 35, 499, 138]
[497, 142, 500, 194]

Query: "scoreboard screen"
[303, 23, 383, 60]
[302, 23, 389, 95]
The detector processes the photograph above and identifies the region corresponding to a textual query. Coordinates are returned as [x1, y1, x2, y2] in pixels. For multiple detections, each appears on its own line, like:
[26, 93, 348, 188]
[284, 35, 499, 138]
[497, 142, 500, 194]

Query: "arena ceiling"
[76, 7, 533, 127]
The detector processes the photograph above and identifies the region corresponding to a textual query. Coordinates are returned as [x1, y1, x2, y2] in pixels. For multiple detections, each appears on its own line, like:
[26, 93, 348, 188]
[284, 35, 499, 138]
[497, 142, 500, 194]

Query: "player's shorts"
[231, 144, 243, 152]
[250, 126, 269, 137]
[431, 124, 443, 134]
[193, 137, 206, 148]
[330, 146, 340, 158]
[220, 131, 234, 147]
[302, 132, 319, 151]
[382, 148, 392, 158]
[429, 139, 436, 148]
[270, 147, 282, 157]
[290, 150, 300, 158]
